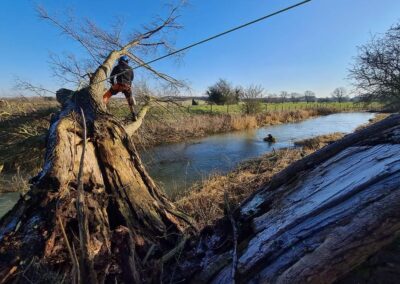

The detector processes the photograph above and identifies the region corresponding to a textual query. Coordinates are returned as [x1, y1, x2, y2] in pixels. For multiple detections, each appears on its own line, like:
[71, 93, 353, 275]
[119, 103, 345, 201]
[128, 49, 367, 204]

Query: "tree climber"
[103, 56, 137, 121]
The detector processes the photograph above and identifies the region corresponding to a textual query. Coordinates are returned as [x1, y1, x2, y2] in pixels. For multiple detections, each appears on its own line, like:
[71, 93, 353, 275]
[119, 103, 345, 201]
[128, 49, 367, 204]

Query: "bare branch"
[14, 77, 56, 96]
[349, 22, 400, 109]
[36, 5, 101, 65]
[37, 2, 186, 105]
[126, 52, 183, 86]
[81, 18, 124, 52]
[122, 5, 181, 52]
[48, 52, 91, 86]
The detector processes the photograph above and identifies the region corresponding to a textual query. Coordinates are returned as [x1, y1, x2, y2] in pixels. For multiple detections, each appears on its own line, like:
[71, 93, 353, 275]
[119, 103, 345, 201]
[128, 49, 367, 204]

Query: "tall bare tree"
[290, 92, 301, 103]
[279, 91, 289, 103]
[241, 84, 264, 114]
[349, 23, 400, 110]
[0, 3, 195, 283]
[304, 90, 316, 103]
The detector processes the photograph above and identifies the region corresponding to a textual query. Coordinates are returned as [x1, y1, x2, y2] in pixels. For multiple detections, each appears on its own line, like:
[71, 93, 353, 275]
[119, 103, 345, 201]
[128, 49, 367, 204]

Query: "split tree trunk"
[162, 114, 400, 284]
[0, 88, 193, 283]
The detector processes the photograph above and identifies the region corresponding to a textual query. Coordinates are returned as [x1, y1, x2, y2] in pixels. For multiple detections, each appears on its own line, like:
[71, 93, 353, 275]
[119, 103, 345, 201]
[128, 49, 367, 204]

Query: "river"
[0, 112, 374, 217]
[142, 112, 374, 195]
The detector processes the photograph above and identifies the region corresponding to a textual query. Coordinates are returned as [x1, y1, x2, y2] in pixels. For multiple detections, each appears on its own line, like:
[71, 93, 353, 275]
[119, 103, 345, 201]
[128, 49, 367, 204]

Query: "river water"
[142, 112, 374, 195]
[0, 112, 374, 217]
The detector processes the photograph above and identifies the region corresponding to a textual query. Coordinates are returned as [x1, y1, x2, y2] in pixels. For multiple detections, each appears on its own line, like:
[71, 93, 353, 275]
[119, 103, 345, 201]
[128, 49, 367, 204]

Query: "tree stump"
[0, 90, 193, 283]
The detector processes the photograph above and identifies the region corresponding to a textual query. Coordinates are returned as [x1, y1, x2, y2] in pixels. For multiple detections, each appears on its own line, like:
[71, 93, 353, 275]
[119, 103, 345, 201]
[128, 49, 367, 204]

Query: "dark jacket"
[110, 61, 134, 85]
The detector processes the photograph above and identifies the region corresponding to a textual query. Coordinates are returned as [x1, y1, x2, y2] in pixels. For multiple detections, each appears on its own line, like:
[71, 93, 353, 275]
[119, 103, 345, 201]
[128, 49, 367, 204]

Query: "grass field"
[186, 101, 383, 114]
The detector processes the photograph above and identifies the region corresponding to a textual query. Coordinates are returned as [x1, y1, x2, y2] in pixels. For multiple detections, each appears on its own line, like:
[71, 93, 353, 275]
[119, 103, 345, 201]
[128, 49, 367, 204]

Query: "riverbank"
[175, 113, 389, 229]
[175, 133, 344, 229]
[0, 113, 388, 218]
[132, 107, 338, 146]
[0, 99, 337, 175]
[0, 97, 382, 192]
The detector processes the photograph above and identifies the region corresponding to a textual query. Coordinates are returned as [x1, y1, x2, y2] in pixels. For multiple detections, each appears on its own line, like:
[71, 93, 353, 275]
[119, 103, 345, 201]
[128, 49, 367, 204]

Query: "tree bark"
[0, 89, 193, 283]
[162, 114, 400, 284]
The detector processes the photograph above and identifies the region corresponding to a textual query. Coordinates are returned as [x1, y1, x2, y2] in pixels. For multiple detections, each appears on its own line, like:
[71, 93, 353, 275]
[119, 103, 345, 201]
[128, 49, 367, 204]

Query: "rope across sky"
[99, 0, 312, 86]
[44, 0, 312, 93]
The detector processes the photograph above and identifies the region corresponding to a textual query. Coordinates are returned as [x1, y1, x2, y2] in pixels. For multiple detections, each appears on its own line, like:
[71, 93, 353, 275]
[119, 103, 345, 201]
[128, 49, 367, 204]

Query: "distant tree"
[266, 93, 279, 103]
[349, 23, 400, 109]
[232, 86, 243, 104]
[279, 91, 289, 103]
[226, 86, 243, 112]
[304, 90, 316, 103]
[206, 79, 239, 105]
[317, 97, 332, 103]
[331, 87, 348, 103]
[241, 85, 264, 114]
[290, 92, 302, 103]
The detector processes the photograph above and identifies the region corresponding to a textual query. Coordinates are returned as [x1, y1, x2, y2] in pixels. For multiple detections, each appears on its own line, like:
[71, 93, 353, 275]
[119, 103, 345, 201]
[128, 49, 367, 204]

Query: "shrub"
[206, 79, 240, 105]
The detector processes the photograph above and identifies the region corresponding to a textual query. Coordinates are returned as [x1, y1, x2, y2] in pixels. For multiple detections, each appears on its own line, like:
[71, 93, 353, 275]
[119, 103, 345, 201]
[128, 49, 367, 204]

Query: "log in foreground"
[163, 114, 400, 283]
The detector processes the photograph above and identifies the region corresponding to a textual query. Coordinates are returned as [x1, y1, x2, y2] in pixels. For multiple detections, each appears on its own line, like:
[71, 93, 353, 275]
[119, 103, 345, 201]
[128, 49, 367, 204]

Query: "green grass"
[104, 97, 383, 117]
[187, 101, 383, 115]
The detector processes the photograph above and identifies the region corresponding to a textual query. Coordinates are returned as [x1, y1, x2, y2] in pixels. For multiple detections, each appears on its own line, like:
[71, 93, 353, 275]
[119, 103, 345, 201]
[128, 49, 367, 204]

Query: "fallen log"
[163, 114, 400, 283]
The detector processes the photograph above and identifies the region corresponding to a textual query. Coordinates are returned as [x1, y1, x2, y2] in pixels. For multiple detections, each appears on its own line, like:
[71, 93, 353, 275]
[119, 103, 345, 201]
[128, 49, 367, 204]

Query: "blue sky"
[0, 0, 399, 97]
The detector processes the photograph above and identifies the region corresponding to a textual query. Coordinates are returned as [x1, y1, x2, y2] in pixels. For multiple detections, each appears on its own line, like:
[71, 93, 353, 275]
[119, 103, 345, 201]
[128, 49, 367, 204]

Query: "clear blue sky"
[0, 0, 399, 97]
